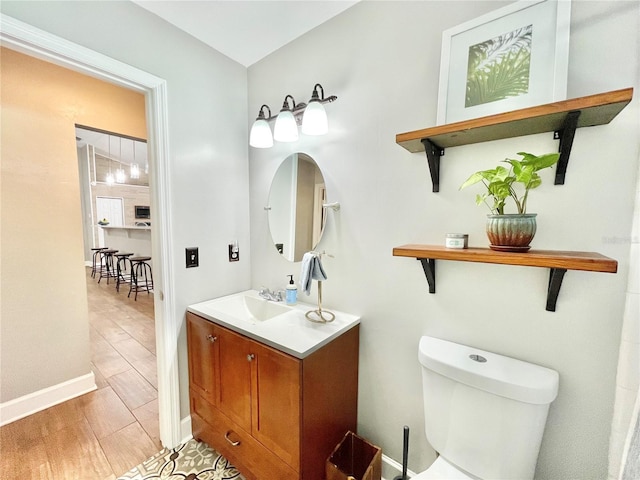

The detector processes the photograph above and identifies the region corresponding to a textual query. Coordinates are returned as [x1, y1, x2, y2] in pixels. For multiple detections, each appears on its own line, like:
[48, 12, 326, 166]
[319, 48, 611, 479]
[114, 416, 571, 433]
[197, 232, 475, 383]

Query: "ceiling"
[131, 0, 359, 67]
[76, 127, 147, 166]
[76, 2, 361, 182]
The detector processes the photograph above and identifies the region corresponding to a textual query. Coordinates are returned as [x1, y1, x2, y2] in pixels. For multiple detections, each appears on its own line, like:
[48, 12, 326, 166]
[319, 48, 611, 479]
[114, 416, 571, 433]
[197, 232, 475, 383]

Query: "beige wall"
[0, 47, 147, 402]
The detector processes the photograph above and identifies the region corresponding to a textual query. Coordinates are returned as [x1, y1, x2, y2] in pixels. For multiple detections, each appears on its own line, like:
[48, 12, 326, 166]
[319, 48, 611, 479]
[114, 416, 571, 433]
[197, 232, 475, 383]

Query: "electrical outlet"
[228, 243, 239, 262]
[186, 247, 199, 268]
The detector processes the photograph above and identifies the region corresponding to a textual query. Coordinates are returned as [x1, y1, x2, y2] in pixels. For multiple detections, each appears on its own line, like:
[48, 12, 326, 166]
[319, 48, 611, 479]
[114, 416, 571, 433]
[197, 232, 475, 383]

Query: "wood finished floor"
[0, 268, 160, 480]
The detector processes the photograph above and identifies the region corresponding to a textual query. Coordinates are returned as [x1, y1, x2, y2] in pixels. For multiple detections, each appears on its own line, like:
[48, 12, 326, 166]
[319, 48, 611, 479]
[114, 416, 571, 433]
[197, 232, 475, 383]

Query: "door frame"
[1, 14, 181, 447]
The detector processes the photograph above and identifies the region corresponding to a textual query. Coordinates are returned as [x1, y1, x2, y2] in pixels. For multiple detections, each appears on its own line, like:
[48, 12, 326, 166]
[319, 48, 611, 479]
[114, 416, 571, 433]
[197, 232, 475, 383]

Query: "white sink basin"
[243, 295, 291, 321]
[209, 294, 291, 323]
[188, 290, 361, 358]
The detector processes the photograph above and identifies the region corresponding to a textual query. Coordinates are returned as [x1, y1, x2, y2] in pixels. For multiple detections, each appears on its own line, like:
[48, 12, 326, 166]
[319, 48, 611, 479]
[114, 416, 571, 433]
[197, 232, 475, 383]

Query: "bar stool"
[128, 256, 153, 300]
[98, 249, 119, 284]
[115, 252, 134, 292]
[90, 247, 107, 278]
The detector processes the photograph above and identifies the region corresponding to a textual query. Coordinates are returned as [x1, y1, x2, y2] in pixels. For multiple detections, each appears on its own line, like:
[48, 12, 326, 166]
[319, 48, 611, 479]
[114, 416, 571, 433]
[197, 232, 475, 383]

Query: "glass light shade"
[249, 118, 273, 148]
[273, 110, 299, 142]
[130, 163, 140, 179]
[302, 101, 328, 135]
[105, 172, 115, 185]
[115, 168, 126, 184]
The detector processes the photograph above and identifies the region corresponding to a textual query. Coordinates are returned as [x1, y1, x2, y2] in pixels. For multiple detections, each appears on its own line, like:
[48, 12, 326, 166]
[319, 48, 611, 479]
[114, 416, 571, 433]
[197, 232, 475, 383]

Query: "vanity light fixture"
[274, 95, 302, 143]
[302, 84, 333, 135]
[249, 105, 274, 148]
[249, 84, 338, 148]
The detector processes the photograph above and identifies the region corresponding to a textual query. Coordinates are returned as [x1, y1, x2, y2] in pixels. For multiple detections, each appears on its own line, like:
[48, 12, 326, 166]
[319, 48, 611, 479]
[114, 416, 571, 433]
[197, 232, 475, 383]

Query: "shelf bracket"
[554, 110, 581, 185]
[418, 258, 436, 293]
[421, 139, 444, 193]
[546, 268, 567, 312]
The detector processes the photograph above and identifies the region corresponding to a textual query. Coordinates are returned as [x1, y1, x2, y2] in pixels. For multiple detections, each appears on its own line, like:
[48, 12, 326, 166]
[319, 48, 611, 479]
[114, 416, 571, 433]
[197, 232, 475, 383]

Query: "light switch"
[186, 247, 199, 268]
[228, 243, 239, 262]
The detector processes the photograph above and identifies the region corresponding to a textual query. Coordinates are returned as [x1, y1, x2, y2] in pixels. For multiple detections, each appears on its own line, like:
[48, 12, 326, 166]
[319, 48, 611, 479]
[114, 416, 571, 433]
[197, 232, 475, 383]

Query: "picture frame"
[436, 0, 571, 125]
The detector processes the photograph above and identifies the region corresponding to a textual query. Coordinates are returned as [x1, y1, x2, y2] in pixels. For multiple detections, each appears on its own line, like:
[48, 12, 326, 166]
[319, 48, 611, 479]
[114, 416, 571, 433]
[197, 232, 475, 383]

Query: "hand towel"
[300, 252, 328, 295]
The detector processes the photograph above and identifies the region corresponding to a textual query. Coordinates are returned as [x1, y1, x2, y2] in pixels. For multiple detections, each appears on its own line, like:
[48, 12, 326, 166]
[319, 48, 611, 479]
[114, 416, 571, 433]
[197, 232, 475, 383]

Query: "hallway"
[0, 268, 160, 479]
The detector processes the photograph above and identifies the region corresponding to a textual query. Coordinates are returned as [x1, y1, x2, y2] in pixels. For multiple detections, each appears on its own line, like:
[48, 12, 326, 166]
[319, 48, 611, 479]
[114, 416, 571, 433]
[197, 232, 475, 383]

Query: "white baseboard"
[0, 372, 96, 426]
[180, 415, 193, 444]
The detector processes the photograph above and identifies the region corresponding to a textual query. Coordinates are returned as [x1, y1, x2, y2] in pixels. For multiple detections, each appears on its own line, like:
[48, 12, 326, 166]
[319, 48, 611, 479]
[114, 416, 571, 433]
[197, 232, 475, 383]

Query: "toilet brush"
[393, 425, 409, 480]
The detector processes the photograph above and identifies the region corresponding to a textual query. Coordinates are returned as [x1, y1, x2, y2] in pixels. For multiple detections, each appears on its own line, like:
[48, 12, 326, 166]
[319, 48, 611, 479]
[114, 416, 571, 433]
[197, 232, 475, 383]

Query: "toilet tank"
[418, 336, 559, 480]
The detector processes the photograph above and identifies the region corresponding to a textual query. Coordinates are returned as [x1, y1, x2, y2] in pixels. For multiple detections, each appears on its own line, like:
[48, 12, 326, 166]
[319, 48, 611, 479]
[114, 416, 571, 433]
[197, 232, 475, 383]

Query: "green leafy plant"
[466, 25, 533, 107]
[460, 152, 560, 214]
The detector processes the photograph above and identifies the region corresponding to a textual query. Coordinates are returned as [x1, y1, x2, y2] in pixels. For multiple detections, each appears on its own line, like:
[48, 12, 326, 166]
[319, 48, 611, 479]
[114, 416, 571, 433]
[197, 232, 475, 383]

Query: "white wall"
[1, 0, 252, 420]
[248, 1, 640, 478]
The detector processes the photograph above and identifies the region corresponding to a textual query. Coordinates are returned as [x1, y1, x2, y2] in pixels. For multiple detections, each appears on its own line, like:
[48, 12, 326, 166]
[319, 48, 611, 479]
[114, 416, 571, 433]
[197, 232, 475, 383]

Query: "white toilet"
[416, 336, 559, 480]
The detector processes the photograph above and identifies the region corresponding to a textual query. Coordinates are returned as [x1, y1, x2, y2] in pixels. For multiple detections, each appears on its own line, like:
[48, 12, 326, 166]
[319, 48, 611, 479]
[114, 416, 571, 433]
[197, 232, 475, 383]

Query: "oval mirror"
[267, 153, 327, 262]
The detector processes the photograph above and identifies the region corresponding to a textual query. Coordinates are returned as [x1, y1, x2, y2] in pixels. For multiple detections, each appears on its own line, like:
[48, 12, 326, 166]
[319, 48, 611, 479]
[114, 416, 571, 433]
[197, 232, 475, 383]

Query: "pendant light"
[115, 137, 126, 183]
[274, 95, 300, 143]
[302, 84, 329, 135]
[105, 134, 115, 185]
[249, 105, 274, 148]
[130, 139, 140, 179]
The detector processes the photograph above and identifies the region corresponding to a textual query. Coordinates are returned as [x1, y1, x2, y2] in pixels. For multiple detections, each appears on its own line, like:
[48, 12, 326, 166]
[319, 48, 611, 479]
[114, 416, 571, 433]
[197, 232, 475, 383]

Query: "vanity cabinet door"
[252, 342, 301, 472]
[217, 327, 253, 432]
[186, 312, 220, 406]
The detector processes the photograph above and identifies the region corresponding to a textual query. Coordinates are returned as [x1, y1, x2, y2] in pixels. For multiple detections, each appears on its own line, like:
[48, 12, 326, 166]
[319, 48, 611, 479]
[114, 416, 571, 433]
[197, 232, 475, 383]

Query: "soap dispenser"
[286, 275, 297, 305]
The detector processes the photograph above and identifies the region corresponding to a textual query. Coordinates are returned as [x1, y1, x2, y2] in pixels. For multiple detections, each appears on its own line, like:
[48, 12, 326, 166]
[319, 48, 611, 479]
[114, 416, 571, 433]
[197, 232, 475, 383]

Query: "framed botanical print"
[436, 0, 571, 125]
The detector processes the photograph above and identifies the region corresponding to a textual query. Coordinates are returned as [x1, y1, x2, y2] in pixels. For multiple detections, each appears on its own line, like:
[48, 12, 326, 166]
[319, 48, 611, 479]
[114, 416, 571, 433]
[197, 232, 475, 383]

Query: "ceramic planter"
[486, 214, 537, 251]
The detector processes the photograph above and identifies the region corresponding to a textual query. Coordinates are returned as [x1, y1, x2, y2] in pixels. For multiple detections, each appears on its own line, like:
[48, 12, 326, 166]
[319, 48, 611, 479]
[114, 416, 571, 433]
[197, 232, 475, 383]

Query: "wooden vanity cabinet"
[186, 311, 360, 480]
[186, 312, 219, 406]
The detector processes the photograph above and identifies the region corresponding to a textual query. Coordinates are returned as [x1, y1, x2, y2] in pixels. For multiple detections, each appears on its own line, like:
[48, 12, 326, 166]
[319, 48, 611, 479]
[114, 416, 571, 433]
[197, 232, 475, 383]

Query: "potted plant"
[460, 151, 560, 251]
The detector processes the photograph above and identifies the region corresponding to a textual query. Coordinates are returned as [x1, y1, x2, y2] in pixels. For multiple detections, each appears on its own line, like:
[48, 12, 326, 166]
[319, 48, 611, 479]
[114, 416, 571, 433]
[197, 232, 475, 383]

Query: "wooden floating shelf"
[392, 245, 618, 272]
[392, 245, 618, 312]
[396, 88, 633, 152]
[395, 88, 634, 191]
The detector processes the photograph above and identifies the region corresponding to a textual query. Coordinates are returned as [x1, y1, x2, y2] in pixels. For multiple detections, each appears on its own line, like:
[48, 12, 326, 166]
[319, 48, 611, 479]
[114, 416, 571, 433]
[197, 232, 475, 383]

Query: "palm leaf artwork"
[466, 25, 533, 108]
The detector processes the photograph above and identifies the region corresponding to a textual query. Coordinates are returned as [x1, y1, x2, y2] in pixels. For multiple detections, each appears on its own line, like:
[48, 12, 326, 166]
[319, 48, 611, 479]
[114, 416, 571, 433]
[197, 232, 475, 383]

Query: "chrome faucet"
[258, 287, 285, 302]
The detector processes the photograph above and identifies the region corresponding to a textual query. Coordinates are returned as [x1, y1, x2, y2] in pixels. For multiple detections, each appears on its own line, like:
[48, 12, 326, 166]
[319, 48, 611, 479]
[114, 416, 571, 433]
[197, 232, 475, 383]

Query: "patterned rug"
[117, 439, 245, 480]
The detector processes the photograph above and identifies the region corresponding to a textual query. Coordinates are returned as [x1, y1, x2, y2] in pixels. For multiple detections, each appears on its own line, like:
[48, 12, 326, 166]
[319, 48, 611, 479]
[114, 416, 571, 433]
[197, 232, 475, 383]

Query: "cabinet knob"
[225, 431, 241, 447]
[207, 334, 217, 343]
[247, 353, 255, 362]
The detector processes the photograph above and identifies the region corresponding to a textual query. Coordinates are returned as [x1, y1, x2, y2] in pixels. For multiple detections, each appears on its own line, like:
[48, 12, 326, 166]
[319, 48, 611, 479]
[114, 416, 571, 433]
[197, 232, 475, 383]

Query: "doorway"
[77, 123, 161, 447]
[1, 15, 180, 447]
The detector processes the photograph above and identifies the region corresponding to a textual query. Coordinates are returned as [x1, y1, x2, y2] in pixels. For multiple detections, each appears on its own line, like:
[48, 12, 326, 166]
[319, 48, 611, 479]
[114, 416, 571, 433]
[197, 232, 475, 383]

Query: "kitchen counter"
[187, 290, 360, 358]
[100, 225, 151, 230]
[100, 225, 151, 257]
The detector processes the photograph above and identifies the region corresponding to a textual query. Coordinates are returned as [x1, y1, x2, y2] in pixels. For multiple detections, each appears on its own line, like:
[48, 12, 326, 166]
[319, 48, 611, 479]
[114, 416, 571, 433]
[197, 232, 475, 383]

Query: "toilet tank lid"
[419, 336, 559, 405]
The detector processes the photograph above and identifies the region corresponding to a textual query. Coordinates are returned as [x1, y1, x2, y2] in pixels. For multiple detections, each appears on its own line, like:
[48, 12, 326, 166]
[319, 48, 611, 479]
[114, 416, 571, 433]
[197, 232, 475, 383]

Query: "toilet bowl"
[413, 456, 477, 479]
[417, 336, 559, 479]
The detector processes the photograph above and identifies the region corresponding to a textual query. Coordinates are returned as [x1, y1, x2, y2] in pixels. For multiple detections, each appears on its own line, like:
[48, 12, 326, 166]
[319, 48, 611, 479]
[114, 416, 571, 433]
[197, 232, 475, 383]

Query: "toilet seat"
[413, 456, 476, 480]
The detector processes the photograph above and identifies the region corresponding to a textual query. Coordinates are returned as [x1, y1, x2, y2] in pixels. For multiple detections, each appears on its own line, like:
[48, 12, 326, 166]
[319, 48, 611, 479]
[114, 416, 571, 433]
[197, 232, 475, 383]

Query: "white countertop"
[100, 225, 151, 230]
[187, 290, 360, 359]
